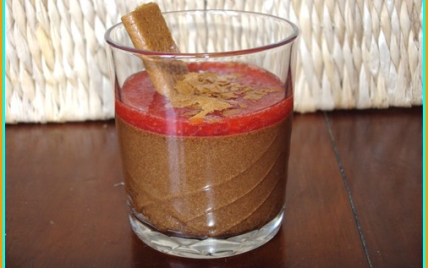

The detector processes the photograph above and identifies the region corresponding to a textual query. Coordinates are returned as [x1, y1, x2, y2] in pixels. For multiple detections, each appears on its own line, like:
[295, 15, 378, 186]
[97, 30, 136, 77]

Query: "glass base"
[129, 209, 284, 259]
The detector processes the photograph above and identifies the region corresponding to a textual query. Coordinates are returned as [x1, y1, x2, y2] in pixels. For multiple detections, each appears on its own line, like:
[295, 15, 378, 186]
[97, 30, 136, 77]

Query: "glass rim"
[105, 9, 299, 58]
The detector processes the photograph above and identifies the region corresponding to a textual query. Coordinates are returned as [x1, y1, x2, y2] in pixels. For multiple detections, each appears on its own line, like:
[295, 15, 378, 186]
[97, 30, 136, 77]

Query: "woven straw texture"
[6, 0, 423, 123]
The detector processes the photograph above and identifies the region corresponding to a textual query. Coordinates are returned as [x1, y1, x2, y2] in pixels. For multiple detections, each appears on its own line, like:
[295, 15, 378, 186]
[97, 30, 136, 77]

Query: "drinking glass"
[105, 9, 299, 258]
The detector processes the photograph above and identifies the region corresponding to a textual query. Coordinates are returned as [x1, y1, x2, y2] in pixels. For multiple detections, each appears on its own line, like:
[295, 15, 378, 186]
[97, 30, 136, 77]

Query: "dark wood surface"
[5, 107, 422, 268]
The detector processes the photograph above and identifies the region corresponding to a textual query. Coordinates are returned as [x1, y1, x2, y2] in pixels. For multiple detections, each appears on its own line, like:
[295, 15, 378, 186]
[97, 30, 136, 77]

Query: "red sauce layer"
[115, 62, 293, 136]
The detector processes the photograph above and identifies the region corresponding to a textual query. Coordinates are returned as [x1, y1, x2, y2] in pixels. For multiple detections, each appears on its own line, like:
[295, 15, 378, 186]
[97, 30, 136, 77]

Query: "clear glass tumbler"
[105, 10, 299, 258]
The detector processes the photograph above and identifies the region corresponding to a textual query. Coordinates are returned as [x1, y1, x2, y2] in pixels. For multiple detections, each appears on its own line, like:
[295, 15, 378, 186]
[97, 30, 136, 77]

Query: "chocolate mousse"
[117, 114, 291, 238]
[115, 2, 294, 239]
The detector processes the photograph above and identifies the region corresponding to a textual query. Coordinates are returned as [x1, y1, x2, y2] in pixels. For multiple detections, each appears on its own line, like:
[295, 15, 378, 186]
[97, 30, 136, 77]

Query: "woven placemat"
[5, 0, 423, 122]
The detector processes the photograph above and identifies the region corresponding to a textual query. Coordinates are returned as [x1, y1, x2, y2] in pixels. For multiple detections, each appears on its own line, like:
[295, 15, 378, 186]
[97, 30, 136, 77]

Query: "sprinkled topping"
[172, 71, 282, 119]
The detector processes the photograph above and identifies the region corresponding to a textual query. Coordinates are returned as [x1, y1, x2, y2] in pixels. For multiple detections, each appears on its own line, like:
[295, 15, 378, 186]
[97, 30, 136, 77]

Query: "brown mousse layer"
[116, 115, 292, 238]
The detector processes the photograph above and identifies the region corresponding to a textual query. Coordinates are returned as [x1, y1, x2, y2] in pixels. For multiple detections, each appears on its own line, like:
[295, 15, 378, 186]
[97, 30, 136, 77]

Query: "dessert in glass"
[105, 3, 299, 258]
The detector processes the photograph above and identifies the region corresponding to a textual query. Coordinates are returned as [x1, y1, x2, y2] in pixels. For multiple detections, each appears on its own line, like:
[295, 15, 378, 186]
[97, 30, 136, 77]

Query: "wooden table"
[6, 107, 423, 268]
